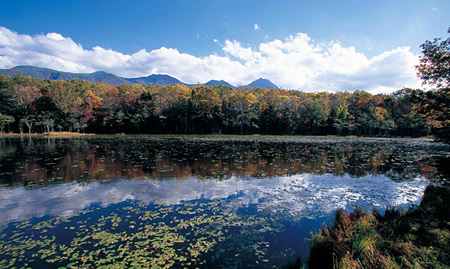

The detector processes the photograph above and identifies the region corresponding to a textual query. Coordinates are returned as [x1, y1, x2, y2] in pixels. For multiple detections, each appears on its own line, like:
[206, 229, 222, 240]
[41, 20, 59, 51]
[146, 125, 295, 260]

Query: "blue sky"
[0, 0, 449, 92]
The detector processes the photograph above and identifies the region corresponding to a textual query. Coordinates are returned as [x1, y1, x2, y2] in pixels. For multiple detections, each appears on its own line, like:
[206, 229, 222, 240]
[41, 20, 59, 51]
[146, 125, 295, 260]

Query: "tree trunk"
[19, 122, 24, 134]
[25, 122, 32, 134]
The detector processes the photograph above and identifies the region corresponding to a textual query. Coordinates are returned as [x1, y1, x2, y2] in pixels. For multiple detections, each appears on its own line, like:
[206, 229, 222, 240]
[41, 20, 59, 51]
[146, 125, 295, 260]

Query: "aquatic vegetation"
[0, 135, 448, 267]
[0, 199, 285, 268]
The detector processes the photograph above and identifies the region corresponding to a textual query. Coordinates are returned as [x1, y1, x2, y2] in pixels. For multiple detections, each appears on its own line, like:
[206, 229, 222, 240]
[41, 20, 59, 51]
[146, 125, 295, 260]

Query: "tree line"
[0, 74, 435, 137]
[0, 29, 448, 139]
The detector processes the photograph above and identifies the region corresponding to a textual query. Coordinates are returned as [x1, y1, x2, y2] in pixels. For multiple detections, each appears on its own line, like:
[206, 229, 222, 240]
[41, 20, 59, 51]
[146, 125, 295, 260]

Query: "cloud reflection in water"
[0, 173, 428, 224]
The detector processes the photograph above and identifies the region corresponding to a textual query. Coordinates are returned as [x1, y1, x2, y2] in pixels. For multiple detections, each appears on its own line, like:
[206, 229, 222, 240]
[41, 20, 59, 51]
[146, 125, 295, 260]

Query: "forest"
[0, 74, 446, 139]
[0, 29, 448, 140]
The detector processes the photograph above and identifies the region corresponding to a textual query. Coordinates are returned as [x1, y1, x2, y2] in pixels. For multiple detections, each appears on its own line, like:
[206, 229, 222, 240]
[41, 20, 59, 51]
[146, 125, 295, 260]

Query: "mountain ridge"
[0, 66, 279, 89]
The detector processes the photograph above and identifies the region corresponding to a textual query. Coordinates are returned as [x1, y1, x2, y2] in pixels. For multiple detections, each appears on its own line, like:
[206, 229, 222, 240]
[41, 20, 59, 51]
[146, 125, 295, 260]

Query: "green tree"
[392, 89, 428, 137]
[333, 104, 352, 135]
[33, 96, 61, 133]
[132, 91, 155, 133]
[308, 98, 330, 134]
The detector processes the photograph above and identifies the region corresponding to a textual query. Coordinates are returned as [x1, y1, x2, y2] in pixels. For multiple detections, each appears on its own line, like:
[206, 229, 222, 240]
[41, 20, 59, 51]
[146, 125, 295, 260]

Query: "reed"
[308, 184, 450, 268]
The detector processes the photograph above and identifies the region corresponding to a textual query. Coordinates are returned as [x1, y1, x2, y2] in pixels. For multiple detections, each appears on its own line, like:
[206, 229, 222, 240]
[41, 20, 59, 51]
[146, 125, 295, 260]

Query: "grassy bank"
[308, 184, 450, 268]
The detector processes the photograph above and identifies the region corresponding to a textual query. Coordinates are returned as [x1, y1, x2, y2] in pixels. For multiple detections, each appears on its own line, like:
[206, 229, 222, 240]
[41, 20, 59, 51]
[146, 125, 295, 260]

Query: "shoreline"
[0, 132, 434, 139]
[0, 132, 95, 137]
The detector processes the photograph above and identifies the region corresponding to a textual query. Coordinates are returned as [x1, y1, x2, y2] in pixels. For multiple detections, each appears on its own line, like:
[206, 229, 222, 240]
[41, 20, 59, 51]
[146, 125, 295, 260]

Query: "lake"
[0, 135, 449, 268]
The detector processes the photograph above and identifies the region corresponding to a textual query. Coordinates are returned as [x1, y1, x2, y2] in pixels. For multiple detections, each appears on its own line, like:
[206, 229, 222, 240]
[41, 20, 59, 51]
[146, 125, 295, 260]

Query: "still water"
[0, 135, 449, 268]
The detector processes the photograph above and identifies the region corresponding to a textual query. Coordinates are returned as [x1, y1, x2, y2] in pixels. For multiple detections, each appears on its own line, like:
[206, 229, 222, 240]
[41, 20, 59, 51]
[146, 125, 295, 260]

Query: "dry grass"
[42, 132, 95, 137]
[0, 132, 95, 137]
[308, 184, 450, 269]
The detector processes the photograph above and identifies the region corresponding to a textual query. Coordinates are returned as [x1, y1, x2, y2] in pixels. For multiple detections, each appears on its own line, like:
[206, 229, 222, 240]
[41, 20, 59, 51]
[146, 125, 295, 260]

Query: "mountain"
[245, 78, 279, 89]
[128, 74, 181, 86]
[204, 80, 234, 88]
[0, 66, 181, 86]
[78, 71, 129, 85]
[0, 66, 129, 85]
[0, 66, 280, 89]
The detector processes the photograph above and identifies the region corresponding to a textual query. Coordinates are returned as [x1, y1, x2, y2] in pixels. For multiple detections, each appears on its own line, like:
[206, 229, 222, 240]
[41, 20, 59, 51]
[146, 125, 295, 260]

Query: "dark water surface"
[0, 135, 449, 268]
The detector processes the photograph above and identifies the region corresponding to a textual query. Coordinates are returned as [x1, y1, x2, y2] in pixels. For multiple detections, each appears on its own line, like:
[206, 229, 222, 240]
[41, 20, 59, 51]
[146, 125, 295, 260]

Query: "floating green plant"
[0, 199, 285, 268]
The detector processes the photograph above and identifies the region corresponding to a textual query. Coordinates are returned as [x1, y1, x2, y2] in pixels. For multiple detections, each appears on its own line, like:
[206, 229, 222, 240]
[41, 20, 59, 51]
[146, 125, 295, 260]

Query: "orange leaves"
[12, 85, 42, 106]
[85, 90, 102, 109]
[118, 84, 146, 106]
[0, 74, 436, 136]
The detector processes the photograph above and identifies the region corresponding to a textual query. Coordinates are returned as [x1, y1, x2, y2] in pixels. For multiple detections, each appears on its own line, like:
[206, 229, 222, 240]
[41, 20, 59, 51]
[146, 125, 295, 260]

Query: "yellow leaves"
[245, 92, 256, 103]
[426, 118, 443, 128]
[374, 107, 388, 121]
[191, 85, 221, 115]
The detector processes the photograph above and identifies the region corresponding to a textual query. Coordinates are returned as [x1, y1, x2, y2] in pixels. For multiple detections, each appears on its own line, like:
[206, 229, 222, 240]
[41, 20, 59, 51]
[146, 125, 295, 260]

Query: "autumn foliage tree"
[416, 27, 450, 140]
[0, 73, 440, 137]
[417, 28, 450, 88]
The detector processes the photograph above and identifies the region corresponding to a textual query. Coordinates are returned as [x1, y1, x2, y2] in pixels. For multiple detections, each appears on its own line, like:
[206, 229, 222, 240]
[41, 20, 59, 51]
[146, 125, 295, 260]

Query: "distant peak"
[204, 79, 234, 88]
[247, 78, 279, 89]
[0, 65, 278, 89]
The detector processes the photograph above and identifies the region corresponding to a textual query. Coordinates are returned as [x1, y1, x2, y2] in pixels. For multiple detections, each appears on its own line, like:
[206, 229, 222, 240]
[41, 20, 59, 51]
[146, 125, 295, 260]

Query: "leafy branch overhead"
[416, 27, 450, 89]
[415, 27, 450, 140]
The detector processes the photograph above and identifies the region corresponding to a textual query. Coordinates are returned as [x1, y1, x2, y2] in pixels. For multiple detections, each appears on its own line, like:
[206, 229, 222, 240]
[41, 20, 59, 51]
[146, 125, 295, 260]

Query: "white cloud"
[432, 6, 437, 12]
[0, 26, 422, 93]
[213, 38, 218, 43]
[254, 24, 260, 30]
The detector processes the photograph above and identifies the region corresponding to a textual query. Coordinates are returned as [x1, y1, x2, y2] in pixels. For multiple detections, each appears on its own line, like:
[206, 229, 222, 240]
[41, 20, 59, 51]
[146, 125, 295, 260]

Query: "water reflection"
[0, 136, 448, 268]
[0, 174, 429, 225]
[0, 136, 449, 185]
[0, 136, 448, 225]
